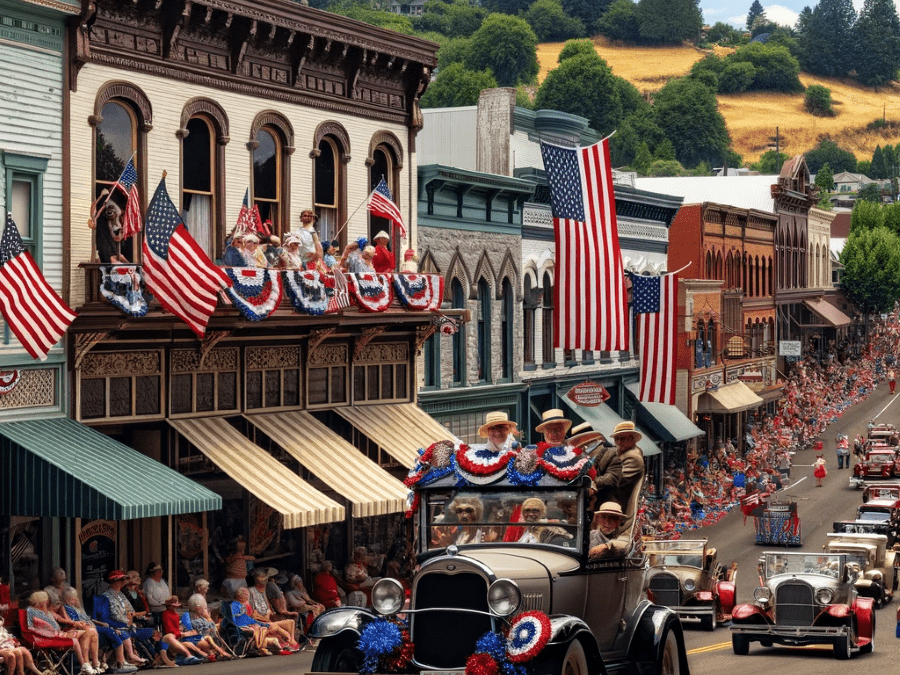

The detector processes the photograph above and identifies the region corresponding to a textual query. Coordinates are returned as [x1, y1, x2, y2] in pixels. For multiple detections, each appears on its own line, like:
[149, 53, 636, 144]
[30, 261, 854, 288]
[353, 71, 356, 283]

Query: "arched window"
[369, 143, 400, 254]
[94, 99, 139, 262]
[542, 271, 555, 366]
[501, 278, 514, 380]
[182, 116, 216, 258]
[314, 124, 349, 247]
[715, 251, 723, 279]
[451, 279, 466, 385]
[707, 321, 717, 366]
[523, 275, 535, 367]
[705, 250, 713, 279]
[253, 127, 283, 231]
[477, 279, 491, 382]
[695, 321, 706, 368]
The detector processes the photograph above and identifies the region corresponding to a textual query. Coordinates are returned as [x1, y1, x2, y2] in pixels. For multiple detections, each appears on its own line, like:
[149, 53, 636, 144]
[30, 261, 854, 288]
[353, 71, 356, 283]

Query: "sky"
[699, 0, 899, 29]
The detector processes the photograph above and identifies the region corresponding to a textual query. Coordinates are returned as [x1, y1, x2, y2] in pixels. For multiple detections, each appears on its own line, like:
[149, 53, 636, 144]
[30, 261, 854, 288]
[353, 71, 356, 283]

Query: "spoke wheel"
[658, 629, 681, 675]
[559, 640, 588, 675]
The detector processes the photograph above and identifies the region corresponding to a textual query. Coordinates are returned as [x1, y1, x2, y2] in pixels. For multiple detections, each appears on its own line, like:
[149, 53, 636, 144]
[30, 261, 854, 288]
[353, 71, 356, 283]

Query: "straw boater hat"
[610, 421, 642, 442]
[478, 411, 518, 439]
[535, 409, 572, 434]
[374, 230, 390, 242]
[568, 422, 604, 449]
[596, 501, 625, 519]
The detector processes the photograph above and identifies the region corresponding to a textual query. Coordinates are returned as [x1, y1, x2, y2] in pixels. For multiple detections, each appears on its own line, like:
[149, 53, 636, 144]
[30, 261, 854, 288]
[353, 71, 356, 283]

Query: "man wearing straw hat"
[608, 421, 645, 512]
[535, 409, 571, 450]
[478, 411, 518, 452]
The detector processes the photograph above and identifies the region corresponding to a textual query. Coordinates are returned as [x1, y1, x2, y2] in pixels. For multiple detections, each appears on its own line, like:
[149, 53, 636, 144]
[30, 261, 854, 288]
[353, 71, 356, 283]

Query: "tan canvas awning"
[696, 380, 764, 413]
[803, 299, 852, 327]
[244, 411, 409, 518]
[168, 417, 344, 528]
[334, 403, 456, 467]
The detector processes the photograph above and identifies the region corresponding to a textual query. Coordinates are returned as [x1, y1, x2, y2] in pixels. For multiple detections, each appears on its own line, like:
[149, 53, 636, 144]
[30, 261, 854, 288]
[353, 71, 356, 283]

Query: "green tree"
[765, 27, 799, 57]
[632, 141, 653, 173]
[883, 144, 897, 178]
[653, 76, 730, 168]
[883, 202, 900, 236]
[481, 0, 530, 15]
[614, 76, 647, 117]
[804, 139, 857, 174]
[647, 159, 688, 176]
[340, 5, 416, 33]
[597, 0, 640, 43]
[871, 145, 888, 179]
[524, 0, 585, 42]
[436, 36, 471, 69]
[858, 183, 884, 203]
[840, 225, 900, 314]
[746, 0, 764, 31]
[635, 0, 702, 44]
[857, 159, 872, 177]
[466, 14, 539, 87]
[558, 39, 596, 63]
[851, 199, 884, 231]
[797, 0, 857, 77]
[561, 0, 612, 32]
[816, 162, 835, 192]
[608, 107, 665, 166]
[706, 22, 742, 46]
[853, 0, 900, 88]
[718, 61, 755, 93]
[654, 138, 676, 161]
[727, 42, 803, 92]
[750, 150, 789, 174]
[535, 52, 622, 135]
[804, 84, 835, 116]
[417, 0, 486, 37]
[420, 63, 498, 107]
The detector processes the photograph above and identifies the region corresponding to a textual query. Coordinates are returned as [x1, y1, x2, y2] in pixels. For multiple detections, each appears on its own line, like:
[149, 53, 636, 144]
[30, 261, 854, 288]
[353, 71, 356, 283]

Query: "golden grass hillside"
[537, 37, 900, 166]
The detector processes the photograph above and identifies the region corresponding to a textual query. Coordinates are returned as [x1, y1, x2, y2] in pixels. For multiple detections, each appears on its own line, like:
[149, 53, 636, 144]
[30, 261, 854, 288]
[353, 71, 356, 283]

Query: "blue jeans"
[837, 454, 844, 469]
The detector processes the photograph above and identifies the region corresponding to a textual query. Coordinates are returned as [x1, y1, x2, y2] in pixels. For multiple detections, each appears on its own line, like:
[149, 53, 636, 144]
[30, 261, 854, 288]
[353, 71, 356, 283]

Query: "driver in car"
[588, 502, 632, 559]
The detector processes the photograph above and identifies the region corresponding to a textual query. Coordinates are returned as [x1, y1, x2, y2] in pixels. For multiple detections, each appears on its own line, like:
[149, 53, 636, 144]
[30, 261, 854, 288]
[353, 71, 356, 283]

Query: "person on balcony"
[222, 232, 248, 267]
[278, 234, 304, 270]
[372, 231, 394, 273]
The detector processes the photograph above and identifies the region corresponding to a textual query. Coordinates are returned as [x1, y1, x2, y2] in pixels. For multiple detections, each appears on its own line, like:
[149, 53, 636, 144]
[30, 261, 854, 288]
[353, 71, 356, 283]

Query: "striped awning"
[334, 403, 456, 466]
[168, 417, 344, 528]
[244, 411, 408, 518]
[0, 417, 221, 520]
[696, 381, 764, 413]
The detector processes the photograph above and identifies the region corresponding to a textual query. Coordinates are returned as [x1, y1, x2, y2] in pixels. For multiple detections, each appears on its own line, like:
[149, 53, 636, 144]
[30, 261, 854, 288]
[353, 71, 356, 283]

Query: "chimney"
[476, 88, 516, 176]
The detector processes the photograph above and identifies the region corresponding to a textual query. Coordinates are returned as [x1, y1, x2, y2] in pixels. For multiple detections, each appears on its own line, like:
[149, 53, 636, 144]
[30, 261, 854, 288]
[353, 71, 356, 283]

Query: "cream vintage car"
[308, 440, 689, 675]
[824, 531, 898, 608]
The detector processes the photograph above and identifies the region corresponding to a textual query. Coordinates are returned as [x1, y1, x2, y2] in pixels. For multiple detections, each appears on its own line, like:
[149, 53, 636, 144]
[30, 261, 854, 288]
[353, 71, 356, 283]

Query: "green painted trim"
[0, 3, 65, 51]
[419, 164, 538, 196]
[418, 215, 521, 236]
[3, 151, 48, 267]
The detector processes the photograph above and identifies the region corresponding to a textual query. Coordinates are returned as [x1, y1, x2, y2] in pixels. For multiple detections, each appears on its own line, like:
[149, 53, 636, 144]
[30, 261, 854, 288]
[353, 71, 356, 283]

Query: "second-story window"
[182, 116, 215, 259]
[315, 138, 339, 245]
[253, 127, 282, 232]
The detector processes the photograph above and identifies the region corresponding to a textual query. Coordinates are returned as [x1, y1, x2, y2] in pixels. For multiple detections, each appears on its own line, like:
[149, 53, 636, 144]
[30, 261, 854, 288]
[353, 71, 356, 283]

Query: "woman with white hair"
[278, 233, 304, 269]
[62, 587, 137, 673]
[243, 234, 268, 267]
[180, 595, 231, 660]
[26, 591, 97, 675]
[284, 576, 324, 631]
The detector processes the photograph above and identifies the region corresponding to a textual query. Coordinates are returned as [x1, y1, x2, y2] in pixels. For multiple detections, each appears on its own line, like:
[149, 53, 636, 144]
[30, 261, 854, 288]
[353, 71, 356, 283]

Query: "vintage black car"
[308, 440, 689, 675]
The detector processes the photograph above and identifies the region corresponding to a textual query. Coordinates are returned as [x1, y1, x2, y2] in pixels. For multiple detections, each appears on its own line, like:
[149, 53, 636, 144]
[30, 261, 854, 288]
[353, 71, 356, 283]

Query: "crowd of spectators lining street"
[641, 313, 898, 539]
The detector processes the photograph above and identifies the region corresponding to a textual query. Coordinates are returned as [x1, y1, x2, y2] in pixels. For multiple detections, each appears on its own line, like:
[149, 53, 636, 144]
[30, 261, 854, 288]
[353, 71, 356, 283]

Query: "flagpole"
[333, 188, 376, 240]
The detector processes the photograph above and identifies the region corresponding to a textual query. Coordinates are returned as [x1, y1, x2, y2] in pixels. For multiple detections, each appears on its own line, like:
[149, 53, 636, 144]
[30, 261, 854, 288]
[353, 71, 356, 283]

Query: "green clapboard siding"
[0, 417, 221, 519]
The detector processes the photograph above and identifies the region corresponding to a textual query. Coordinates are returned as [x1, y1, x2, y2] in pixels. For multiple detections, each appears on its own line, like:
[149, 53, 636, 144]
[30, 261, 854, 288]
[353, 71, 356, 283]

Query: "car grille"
[411, 571, 491, 668]
[775, 582, 815, 626]
[648, 573, 681, 607]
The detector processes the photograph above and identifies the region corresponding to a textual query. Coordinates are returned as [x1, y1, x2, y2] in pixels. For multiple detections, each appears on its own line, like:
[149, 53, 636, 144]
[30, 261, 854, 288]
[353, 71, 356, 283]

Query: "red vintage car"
[851, 446, 900, 487]
[862, 483, 900, 503]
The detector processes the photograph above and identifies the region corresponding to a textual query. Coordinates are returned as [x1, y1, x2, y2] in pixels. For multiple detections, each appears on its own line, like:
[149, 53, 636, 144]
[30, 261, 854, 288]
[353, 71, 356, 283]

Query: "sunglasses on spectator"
[455, 507, 476, 515]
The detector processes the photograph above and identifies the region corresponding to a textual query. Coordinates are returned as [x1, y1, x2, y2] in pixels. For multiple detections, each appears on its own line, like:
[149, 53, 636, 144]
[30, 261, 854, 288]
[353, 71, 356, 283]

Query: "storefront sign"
[565, 382, 610, 407]
[779, 341, 801, 357]
[79, 520, 116, 610]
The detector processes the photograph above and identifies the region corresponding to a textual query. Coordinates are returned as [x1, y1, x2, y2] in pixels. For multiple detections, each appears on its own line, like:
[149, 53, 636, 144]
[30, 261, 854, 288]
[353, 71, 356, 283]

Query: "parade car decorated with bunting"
[740, 494, 802, 547]
[644, 539, 736, 630]
[731, 551, 875, 659]
[308, 439, 689, 675]
[851, 446, 900, 488]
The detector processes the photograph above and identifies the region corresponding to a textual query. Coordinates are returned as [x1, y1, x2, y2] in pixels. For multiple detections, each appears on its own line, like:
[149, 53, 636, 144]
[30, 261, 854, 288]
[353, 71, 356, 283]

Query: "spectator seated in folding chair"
[228, 589, 285, 656]
[180, 596, 231, 661]
[22, 593, 94, 675]
[0, 614, 44, 675]
[61, 589, 135, 674]
[97, 572, 174, 668]
[158, 598, 203, 665]
[217, 595, 251, 658]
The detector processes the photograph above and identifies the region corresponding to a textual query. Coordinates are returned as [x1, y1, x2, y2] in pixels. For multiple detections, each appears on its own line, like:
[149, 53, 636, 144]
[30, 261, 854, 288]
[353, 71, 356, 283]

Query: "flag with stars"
[142, 178, 232, 337]
[631, 272, 677, 404]
[0, 214, 76, 360]
[368, 177, 406, 237]
[540, 138, 628, 352]
[114, 158, 142, 239]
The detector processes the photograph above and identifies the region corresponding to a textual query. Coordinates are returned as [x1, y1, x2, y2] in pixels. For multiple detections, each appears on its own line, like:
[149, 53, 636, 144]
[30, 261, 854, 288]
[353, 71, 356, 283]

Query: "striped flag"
[0, 214, 76, 360]
[368, 177, 406, 237]
[632, 272, 678, 404]
[142, 178, 232, 338]
[114, 158, 142, 239]
[540, 138, 628, 352]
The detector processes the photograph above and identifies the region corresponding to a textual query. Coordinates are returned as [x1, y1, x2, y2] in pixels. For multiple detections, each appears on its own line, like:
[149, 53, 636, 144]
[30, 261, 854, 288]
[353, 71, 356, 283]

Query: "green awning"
[557, 390, 661, 457]
[0, 417, 221, 520]
[625, 383, 705, 443]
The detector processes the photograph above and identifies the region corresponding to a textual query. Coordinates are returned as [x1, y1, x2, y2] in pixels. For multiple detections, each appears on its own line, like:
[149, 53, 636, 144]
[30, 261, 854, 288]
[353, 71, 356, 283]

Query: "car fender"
[852, 597, 876, 641]
[534, 621, 605, 675]
[716, 580, 737, 613]
[627, 602, 688, 673]
[308, 606, 378, 640]
[731, 603, 772, 624]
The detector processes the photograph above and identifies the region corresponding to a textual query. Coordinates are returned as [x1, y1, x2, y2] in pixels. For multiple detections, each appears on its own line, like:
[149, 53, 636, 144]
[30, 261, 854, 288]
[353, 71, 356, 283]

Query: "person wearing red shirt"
[159, 597, 204, 664]
[312, 562, 342, 609]
[372, 231, 394, 273]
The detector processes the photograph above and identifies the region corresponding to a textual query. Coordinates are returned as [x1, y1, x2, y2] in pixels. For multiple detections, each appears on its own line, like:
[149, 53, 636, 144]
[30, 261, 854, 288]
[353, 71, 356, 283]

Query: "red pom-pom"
[465, 654, 499, 675]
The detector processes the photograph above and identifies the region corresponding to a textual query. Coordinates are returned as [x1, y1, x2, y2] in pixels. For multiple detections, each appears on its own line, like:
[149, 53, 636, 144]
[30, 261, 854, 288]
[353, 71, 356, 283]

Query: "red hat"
[107, 569, 127, 582]
[404, 248, 416, 261]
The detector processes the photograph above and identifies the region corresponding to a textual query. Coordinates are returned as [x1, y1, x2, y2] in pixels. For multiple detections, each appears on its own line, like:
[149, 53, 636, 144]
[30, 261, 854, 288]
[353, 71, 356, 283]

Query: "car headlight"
[871, 571, 884, 583]
[753, 587, 772, 603]
[487, 578, 521, 616]
[683, 579, 696, 592]
[371, 578, 405, 615]
[815, 587, 835, 604]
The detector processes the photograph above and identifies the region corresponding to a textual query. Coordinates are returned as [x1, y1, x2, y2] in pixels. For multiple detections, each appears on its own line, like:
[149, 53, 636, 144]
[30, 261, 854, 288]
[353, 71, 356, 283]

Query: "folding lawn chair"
[18, 609, 76, 675]
[218, 599, 251, 658]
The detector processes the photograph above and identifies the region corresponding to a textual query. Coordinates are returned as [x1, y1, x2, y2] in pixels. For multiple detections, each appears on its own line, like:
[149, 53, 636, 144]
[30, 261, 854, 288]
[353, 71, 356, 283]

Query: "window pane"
[381, 364, 394, 399]
[283, 370, 299, 407]
[308, 368, 327, 404]
[109, 377, 132, 417]
[265, 370, 281, 408]
[396, 363, 407, 400]
[367, 364, 379, 400]
[246, 370, 262, 409]
[331, 366, 346, 403]
[96, 102, 134, 183]
[218, 372, 237, 410]
[136, 376, 160, 415]
[315, 140, 336, 207]
[171, 373, 192, 414]
[354, 366, 366, 401]
[183, 118, 212, 192]
[80, 379, 106, 419]
[11, 180, 30, 239]
[253, 130, 278, 200]
[196, 372, 215, 412]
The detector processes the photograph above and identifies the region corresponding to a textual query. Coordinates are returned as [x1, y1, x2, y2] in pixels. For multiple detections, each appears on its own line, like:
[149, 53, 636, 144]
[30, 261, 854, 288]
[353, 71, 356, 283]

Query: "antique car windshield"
[424, 488, 583, 553]
[645, 540, 706, 568]
[763, 553, 844, 578]
[868, 453, 894, 463]
[858, 507, 891, 522]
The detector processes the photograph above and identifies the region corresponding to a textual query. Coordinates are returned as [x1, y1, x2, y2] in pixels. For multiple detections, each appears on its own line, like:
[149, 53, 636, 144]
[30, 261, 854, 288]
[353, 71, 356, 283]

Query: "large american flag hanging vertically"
[115, 158, 143, 239]
[631, 272, 677, 405]
[540, 138, 629, 352]
[0, 214, 76, 360]
[141, 178, 232, 338]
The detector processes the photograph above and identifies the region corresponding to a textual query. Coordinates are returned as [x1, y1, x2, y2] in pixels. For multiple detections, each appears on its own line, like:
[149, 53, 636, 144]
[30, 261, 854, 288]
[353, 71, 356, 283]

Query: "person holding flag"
[90, 156, 142, 263]
[371, 230, 394, 273]
[368, 176, 405, 241]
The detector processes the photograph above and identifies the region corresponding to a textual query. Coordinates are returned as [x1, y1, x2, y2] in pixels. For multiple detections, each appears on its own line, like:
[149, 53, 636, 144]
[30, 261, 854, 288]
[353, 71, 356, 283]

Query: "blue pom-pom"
[475, 631, 506, 661]
[357, 236, 369, 250]
[357, 619, 402, 674]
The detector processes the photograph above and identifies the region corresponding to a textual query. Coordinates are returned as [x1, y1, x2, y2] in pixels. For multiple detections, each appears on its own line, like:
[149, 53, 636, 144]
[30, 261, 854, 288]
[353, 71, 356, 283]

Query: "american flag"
[233, 189, 257, 237]
[142, 178, 232, 338]
[540, 138, 629, 352]
[0, 214, 76, 360]
[328, 269, 350, 312]
[368, 177, 406, 237]
[114, 158, 142, 239]
[632, 272, 677, 404]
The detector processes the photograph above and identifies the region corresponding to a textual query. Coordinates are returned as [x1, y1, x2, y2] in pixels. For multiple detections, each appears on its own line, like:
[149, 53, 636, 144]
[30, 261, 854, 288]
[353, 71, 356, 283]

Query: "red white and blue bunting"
[393, 273, 444, 311]
[505, 611, 552, 663]
[0, 370, 21, 395]
[100, 265, 150, 317]
[348, 273, 393, 312]
[455, 443, 515, 485]
[283, 270, 333, 316]
[223, 268, 282, 321]
[539, 445, 593, 481]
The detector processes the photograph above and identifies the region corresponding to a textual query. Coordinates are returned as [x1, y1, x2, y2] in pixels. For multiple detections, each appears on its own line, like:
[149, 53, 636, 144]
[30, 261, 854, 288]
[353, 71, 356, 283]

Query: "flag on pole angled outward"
[631, 271, 678, 405]
[368, 177, 406, 237]
[0, 214, 76, 360]
[114, 157, 143, 239]
[142, 178, 232, 338]
[540, 138, 629, 352]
